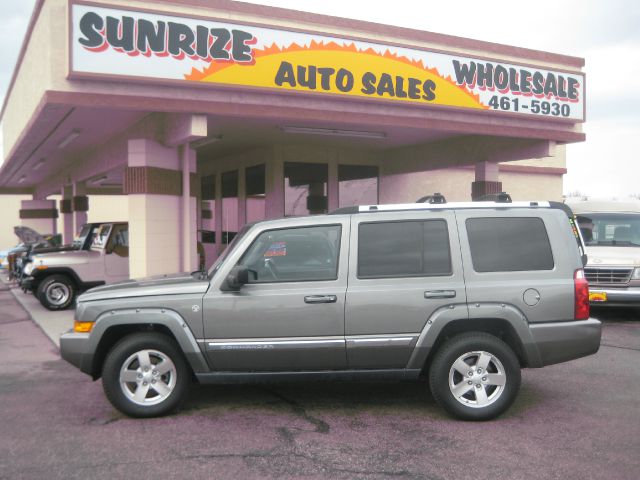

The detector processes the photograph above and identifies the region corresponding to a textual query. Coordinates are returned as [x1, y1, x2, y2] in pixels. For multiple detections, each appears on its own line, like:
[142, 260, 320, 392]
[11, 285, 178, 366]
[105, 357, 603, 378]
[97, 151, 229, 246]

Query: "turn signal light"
[574, 269, 590, 321]
[73, 321, 94, 333]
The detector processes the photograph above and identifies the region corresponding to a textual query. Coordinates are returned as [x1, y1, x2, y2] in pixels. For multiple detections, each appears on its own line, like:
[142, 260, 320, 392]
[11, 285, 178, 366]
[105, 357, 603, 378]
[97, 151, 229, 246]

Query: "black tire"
[36, 274, 75, 310]
[429, 332, 521, 421]
[102, 333, 190, 418]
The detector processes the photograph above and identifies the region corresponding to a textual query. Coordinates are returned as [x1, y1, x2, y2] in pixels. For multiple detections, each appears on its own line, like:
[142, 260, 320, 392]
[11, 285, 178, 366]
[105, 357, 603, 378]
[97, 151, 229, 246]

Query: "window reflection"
[339, 165, 378, 207]
[284, 162, 328, 216]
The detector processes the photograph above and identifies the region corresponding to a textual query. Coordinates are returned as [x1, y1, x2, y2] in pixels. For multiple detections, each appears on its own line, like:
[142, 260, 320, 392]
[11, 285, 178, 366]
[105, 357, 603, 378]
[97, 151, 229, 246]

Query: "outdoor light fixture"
[190, 135, 223, 149]
[18, 175, 26, 184]
[57, 129, 81, 149]
[32, 158, 46, 171]
[90, 175, 108, 185]
[280, 126, 387, 139]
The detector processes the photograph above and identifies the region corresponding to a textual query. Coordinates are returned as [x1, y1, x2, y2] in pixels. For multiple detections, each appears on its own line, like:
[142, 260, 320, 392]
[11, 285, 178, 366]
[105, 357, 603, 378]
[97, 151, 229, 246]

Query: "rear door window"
[357, 220, 452, 278]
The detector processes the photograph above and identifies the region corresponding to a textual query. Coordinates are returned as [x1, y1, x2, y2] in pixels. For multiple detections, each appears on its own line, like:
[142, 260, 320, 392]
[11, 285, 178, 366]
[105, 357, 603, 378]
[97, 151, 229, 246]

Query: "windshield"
[91, 224, 112, 250]
[207, 224, 252, 278]
[577, 213, 640, 247]
[72, 224, 92, 248]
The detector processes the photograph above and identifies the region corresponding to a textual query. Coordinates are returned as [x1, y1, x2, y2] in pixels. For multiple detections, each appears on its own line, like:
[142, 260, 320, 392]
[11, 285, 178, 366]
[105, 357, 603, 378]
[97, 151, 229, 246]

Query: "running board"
[195, 368, 422, 384]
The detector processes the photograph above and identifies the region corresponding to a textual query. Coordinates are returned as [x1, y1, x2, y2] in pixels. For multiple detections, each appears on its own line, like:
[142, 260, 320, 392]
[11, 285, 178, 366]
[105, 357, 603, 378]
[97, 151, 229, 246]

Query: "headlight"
[632, 268, 640, 280]
[23, 262, 35, 276]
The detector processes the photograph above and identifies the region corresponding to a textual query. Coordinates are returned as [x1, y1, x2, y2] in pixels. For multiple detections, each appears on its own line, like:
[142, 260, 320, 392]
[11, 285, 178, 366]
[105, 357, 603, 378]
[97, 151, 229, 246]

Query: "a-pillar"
[59, 186, 74, 244]
[125, 138, 198, 278]
[19, 199, 58, 235]
[73, 181, 89, 235]
[471, 161, 502, 200]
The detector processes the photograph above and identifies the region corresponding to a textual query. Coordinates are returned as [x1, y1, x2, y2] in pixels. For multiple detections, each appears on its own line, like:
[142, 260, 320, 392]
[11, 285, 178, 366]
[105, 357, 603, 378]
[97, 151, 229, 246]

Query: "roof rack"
[330, 201, 551, 214]
[416, 192, 447, 204]
[474, 191, 512, 203]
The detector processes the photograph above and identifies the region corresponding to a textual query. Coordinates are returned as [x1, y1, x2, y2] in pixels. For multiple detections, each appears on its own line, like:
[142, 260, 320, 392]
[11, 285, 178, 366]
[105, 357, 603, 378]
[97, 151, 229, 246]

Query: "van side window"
[358, 220, 452, 278]
[237, 225, 341, 283]
[466, 217, 554, 272]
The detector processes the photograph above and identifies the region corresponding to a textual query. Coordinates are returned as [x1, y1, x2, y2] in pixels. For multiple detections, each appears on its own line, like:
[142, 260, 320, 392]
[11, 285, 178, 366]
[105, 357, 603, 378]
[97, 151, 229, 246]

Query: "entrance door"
[202, 219, 349, 371]
[104, 223, 129, 281]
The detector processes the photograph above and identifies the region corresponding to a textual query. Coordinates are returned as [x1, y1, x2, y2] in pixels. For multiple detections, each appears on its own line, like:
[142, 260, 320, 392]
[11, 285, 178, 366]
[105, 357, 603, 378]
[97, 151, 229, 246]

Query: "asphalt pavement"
[0, 285, 639, 480]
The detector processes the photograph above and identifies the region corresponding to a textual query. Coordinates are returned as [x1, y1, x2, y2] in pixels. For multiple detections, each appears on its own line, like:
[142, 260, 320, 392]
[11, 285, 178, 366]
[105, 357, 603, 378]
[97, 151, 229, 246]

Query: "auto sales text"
[274, 61, 437, 101]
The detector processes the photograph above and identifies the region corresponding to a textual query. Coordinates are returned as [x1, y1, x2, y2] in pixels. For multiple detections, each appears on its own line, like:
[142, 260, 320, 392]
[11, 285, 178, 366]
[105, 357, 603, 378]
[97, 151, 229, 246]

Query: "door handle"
[304, 295, 338, 304]
[424, 290, 457, 299]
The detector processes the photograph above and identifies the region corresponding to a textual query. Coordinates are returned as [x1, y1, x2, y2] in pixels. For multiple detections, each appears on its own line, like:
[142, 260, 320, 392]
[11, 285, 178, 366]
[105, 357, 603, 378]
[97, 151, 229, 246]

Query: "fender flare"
[406, 302, 543, 370]
[84, 308, 210, 376]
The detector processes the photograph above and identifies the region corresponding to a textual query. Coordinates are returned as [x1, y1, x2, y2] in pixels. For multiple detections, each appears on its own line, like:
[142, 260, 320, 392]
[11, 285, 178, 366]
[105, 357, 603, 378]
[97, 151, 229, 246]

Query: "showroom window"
[221, 170, 238, 244]
[246, 164, 266, 223]
[284, 162, 328, 216]
[200, 174, 215, 244]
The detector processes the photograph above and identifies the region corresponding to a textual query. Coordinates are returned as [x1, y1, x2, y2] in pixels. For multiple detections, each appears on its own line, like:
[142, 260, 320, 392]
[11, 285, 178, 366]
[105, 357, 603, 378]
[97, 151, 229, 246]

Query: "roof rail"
[328, 201, 551, 214]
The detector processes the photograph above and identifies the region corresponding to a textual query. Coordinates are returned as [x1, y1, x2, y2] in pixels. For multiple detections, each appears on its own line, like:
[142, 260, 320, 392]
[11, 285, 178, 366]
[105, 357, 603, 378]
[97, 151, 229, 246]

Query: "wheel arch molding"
[86, 308, 209, 379]
[406, 302, 543, 370]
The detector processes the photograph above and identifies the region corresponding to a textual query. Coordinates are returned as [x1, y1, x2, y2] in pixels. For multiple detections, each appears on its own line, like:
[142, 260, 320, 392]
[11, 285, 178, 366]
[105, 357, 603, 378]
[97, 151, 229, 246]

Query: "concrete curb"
[1, 274, 74, 348]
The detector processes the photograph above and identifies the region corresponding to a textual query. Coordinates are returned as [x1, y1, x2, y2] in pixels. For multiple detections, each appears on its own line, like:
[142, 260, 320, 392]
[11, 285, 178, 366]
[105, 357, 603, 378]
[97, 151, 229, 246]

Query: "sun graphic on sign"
[186, 41, 487, 109]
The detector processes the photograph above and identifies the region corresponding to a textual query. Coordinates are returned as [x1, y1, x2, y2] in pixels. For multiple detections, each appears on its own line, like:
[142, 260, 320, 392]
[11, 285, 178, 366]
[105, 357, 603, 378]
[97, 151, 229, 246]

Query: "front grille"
[584, 267, 633, 285]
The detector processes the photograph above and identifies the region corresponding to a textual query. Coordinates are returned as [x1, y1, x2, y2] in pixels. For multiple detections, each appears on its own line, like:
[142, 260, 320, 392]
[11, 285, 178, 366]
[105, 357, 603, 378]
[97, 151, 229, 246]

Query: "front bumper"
[60, 330, 93, 376]
[20, 276, 35, 291]
[529, 318, 602, 367]
[588, 286, 640, 306]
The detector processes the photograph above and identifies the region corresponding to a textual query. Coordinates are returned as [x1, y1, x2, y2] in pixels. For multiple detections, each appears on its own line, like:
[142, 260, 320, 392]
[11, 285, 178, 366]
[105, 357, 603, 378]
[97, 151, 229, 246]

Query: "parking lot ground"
[1, 286, 639, 480]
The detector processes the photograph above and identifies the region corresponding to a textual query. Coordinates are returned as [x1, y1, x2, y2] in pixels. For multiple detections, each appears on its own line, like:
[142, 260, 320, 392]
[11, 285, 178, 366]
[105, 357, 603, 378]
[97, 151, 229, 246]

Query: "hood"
[30, 244, 78, 255]
[78, 272, 210, 302]
[30, 249, 96, 267]
[14, 226, 47, 245]
[584, 245, 640, 267]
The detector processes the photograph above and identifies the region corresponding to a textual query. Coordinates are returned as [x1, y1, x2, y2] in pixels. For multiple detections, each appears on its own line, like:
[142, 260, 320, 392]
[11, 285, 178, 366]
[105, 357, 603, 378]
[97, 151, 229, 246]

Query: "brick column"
[73, 181, 88, 235]
[125, 139, 198, 278]
[471, 161, 502, 201]
[60, 186, 74, 244]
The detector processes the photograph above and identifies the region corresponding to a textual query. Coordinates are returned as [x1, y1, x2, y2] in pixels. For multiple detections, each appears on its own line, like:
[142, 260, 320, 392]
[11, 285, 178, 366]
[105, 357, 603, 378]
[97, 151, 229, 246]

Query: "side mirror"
[581, 253, 588, 267]
[222, 265, 250, 291]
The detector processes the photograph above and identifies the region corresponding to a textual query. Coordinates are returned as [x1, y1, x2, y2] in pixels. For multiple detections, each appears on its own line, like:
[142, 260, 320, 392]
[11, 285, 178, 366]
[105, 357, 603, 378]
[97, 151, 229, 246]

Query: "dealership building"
[0, 0, 585, 277]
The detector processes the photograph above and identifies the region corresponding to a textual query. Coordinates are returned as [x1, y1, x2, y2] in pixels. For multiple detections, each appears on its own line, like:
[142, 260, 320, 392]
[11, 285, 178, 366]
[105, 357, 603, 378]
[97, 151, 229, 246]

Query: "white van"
[567, 199, 640, 306]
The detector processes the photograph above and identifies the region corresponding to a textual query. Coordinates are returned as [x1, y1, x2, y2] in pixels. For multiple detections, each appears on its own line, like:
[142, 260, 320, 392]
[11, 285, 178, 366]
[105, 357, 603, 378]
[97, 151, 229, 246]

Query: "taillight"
[574, 269, 590, 320]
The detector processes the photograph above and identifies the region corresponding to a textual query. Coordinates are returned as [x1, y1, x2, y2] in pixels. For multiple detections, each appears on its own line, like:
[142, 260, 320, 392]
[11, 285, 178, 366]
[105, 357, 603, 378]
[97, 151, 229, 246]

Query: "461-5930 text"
[488, 96, 571, 117]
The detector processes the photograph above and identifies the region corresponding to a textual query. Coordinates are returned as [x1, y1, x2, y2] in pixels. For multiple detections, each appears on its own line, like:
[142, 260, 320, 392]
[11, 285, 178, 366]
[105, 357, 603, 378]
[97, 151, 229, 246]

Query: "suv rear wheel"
[37, 274, 75, 310]
[102, 333, 189, 417]
[429, 332, 521, 420]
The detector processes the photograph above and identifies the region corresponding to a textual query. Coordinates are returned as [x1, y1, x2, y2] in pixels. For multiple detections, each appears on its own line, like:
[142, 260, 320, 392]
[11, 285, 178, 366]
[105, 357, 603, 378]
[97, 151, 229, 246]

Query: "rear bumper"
[529, 319, 602, 367]
[588, 286, 640, 306]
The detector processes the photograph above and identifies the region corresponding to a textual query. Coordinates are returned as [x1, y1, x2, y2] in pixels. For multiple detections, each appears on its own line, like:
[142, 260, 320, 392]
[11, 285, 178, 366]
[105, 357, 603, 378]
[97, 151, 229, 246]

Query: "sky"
[0, 0, 638, 198]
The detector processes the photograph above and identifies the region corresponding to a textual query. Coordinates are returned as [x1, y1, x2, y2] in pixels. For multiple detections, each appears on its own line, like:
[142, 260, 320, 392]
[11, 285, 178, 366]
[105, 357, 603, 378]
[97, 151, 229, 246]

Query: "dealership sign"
[71, 4, 585, 121]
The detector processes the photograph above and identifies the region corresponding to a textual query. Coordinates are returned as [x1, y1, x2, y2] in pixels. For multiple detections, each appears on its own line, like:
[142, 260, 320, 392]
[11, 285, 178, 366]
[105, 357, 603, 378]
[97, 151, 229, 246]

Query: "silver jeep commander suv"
[60, 201, 601, 420]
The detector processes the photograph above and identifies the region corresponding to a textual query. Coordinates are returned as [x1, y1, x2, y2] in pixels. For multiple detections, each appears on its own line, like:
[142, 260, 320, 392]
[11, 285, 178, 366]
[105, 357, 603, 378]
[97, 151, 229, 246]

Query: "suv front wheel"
[429, 332, 521, 420]
[102, 333, 190, 417]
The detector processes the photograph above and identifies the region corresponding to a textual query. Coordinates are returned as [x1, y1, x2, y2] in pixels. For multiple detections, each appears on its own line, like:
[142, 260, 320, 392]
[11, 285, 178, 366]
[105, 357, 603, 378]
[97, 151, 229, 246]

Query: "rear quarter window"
[466, 217, 554, 272]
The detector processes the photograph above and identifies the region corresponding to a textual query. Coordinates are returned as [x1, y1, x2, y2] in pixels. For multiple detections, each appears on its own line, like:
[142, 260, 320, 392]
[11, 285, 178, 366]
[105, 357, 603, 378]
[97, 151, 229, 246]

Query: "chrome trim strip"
[205, 337, 344, 348]
[346, 334, 418, 348]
